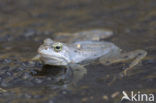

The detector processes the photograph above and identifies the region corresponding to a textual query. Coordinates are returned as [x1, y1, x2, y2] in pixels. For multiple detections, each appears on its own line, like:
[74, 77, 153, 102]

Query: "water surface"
[0, 0, 155, 103]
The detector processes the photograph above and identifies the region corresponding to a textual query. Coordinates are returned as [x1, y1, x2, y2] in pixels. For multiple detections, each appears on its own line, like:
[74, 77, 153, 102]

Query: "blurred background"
[0, 0, 155, 103]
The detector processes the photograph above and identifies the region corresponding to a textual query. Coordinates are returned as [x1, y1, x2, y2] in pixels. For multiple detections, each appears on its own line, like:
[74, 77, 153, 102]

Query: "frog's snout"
[38, 45, 49, 54]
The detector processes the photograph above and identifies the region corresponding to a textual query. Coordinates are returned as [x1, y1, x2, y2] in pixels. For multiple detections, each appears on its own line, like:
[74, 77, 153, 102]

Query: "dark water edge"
[0, 0, 156, 103]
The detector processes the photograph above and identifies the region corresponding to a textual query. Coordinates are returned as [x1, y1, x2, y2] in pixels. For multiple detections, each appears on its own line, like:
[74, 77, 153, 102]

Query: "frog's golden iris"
[52, 42, 63, 52]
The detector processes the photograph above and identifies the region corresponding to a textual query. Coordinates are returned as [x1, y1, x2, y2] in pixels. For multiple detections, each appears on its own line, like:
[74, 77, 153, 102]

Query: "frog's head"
[38, 38, 71, 66]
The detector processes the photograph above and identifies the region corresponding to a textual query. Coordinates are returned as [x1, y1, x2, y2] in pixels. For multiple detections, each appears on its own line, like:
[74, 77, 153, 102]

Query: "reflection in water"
[34, 65, 65, 76]
[34, 64, 87, 88]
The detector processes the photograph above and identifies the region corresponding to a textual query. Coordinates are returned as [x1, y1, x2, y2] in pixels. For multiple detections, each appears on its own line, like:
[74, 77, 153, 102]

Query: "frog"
[34, 29, 147, 79]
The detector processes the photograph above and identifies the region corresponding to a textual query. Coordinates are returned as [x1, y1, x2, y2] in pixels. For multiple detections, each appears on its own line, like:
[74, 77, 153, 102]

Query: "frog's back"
[70, 41, 121, 63]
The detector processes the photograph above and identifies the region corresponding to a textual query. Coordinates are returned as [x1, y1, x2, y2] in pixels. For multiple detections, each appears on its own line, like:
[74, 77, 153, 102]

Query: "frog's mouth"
[39, 53, 68, 66]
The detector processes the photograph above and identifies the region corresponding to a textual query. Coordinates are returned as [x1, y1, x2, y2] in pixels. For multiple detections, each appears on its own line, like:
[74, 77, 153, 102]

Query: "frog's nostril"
[44, 47, 48, 50]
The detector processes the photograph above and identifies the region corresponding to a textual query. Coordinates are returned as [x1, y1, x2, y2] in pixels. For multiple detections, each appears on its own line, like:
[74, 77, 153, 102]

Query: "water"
[0, 0, 155, 103]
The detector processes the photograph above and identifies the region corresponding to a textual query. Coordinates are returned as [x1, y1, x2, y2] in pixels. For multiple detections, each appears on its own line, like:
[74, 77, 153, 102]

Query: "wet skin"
[35, 29, 147, 76]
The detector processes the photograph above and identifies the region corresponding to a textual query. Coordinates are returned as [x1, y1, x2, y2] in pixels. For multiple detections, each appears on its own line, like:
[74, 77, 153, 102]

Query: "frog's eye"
[52, 42, 63, 52]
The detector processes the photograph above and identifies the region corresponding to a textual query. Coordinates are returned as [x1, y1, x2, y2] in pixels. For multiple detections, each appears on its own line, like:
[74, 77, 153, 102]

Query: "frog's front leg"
[64, 64, 87, 84]
[99, 50, 147, 75]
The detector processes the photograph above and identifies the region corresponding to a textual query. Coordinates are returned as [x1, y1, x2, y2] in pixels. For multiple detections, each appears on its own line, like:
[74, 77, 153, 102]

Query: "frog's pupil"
[56, 46, 60, 49]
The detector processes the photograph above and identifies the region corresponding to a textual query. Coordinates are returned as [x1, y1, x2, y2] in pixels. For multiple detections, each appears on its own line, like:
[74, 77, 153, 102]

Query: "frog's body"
[38, 40, 120, 65]
[35, 29, 147, 76]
